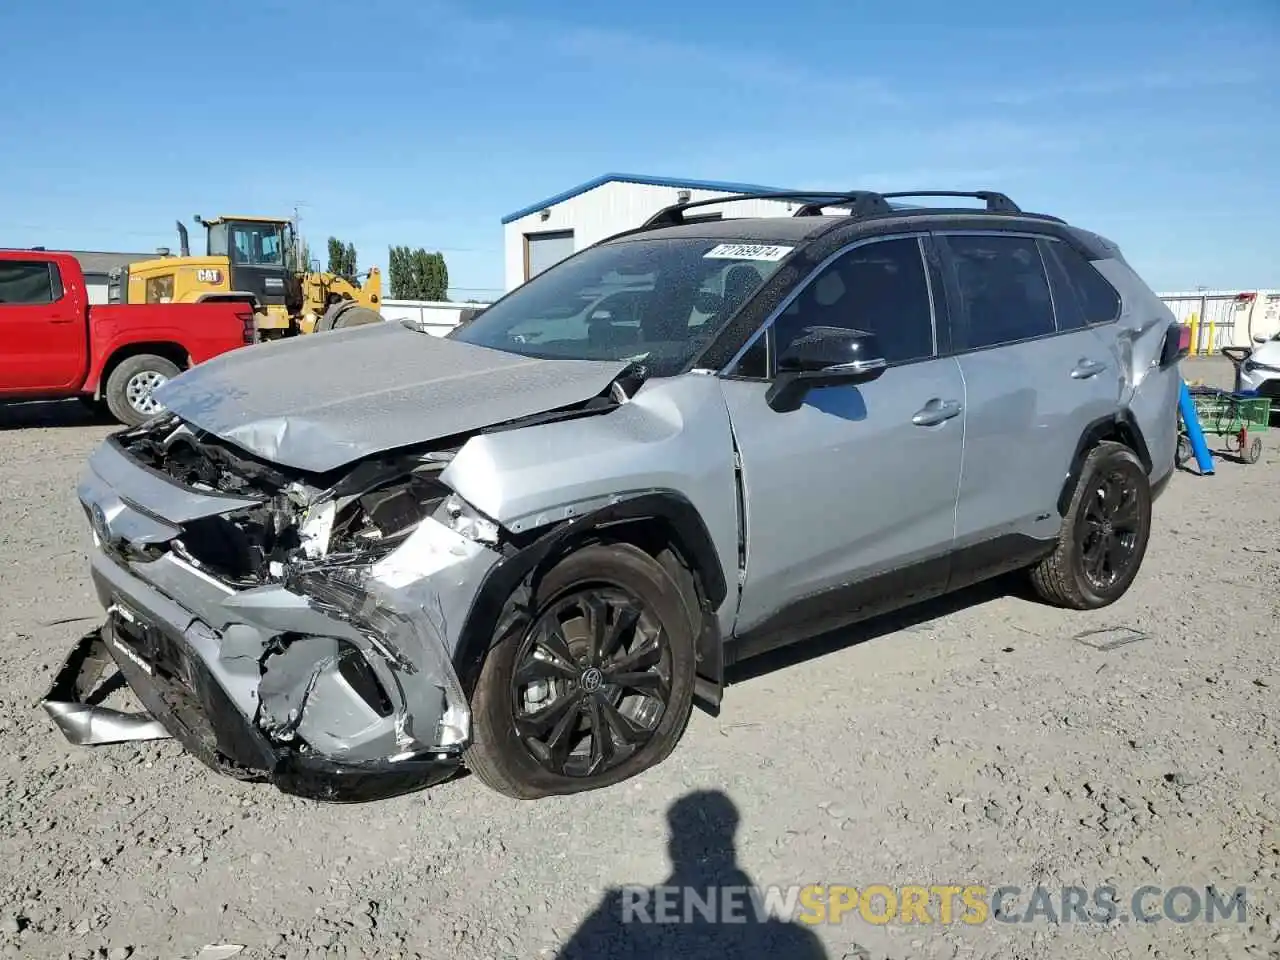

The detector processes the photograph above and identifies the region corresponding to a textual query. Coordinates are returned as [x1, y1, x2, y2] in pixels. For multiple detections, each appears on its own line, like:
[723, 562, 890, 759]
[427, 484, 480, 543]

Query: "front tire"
[1029, 441, 1152, 609]
[465, 543, 697, 799]
[103, 354, 181, 427]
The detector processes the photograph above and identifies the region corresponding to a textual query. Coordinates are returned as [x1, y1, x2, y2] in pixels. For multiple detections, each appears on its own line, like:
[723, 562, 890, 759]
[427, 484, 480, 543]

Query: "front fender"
[449, 489, 728, 706]
[441, 374, 741, 700]
[441, 374, 740, 625]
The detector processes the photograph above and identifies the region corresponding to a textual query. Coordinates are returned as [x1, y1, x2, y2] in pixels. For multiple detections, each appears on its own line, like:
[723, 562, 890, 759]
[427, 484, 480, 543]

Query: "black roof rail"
[640, 191, 884, 229]
[878, 190, 1021, 213]
[638, 187, 1059, 234]
[791, 191, 897, 218]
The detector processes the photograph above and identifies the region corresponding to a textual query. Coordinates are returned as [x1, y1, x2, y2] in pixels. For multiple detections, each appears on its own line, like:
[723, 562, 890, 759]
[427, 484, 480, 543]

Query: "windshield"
[448, 238, 790, 376]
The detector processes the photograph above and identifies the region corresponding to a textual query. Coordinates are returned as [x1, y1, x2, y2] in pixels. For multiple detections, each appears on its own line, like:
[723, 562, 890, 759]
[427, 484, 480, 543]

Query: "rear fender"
[1057, 412, 1155, 517]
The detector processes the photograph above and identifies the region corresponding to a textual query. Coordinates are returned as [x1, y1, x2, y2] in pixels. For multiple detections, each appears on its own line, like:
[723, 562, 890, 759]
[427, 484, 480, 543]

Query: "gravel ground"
[1, 372, 1277, 960]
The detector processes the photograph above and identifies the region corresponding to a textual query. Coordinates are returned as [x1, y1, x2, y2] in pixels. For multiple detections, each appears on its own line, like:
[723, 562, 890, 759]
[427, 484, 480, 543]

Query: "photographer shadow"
[557, 789, 827, 959]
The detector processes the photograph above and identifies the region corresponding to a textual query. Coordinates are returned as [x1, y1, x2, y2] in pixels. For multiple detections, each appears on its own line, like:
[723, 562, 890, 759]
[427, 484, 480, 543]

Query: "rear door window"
[943, 234, 1056, 350]
[0, 261, 58, 305]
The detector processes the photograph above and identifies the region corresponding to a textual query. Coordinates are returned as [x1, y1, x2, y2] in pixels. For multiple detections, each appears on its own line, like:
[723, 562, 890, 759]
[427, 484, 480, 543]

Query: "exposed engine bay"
[44, 346, 653, 801]
[118, 416, 481, 587]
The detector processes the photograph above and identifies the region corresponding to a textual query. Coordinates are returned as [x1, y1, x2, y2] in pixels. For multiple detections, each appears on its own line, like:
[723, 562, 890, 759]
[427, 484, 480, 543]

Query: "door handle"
[912, 398, 963, 426]
[1071, 358, 1107, 379]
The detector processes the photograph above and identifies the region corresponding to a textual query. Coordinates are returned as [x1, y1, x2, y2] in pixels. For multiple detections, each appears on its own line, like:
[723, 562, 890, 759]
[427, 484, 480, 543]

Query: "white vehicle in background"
[1230, 332, 1280, 403]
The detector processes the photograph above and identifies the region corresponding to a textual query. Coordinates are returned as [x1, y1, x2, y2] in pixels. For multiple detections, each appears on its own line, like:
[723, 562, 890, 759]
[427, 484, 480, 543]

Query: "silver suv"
[45, 189, 1188, 802]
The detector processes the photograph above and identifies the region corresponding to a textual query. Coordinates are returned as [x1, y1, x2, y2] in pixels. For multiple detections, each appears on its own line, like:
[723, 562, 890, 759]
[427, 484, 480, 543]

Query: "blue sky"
[1, 0, 1275, 296]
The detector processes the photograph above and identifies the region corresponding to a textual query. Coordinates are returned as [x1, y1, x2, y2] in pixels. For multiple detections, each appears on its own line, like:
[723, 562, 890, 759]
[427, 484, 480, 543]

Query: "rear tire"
[103, 354, 181, 427]
[464, 543, 697, 800]
[1029, 441, 1152, 610]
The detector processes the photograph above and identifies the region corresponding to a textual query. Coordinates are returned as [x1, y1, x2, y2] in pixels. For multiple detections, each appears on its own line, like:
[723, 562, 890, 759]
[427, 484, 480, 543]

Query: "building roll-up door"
[524, 230, 575, 281]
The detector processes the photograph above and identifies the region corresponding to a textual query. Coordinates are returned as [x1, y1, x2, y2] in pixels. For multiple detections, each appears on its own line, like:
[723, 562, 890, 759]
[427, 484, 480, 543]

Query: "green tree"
[387, 245, 449, 301]
[388, 245, 410, 299]
[326, 237, 358, 280]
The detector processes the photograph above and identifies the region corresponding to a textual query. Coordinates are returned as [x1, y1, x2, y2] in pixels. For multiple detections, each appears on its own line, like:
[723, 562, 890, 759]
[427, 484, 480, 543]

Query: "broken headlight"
[434, 493, 499, 545]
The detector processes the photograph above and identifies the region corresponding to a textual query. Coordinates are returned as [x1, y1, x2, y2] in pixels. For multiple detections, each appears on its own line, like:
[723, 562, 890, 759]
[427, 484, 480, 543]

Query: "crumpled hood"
[152, 321, 632, 473]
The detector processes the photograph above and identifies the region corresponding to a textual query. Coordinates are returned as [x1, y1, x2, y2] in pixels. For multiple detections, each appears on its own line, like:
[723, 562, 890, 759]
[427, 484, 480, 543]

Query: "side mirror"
[766, 326, 887, 412]
[1254, 335, 1268, 345]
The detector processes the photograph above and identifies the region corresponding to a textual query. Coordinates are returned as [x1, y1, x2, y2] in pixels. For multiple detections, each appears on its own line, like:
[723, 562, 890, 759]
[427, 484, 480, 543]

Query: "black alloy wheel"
[511, 586, 672, 779]
[1029, 441, 1152, 610]
[1076, 467, 1143, 591]
[464, 542, 698, 799]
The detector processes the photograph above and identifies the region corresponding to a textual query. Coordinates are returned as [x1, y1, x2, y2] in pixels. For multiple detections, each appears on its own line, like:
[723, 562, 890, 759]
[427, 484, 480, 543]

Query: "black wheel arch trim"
[1057, 412, 1153, 517]
[452, 491, 728, 705]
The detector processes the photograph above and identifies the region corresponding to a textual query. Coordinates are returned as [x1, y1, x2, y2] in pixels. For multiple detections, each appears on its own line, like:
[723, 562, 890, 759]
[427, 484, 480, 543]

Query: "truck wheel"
[104, 354, 181, 427]
[315, 301, 382, 332]
[332, 305, 383, 329]
[313, 301, 346, 333]
[464, 542, 697, 800]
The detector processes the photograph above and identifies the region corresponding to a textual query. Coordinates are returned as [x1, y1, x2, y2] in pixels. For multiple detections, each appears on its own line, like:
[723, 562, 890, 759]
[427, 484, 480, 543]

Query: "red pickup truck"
[0, 249, 255, 426]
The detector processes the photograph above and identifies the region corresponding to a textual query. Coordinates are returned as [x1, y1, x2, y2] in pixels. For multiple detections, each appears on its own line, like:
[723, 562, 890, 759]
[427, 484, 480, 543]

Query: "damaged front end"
[44, 414, 507, 802]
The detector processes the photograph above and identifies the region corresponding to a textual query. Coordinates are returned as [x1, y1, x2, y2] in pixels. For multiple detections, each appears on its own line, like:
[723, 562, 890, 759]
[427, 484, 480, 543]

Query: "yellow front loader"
[110, 216, 384, 339]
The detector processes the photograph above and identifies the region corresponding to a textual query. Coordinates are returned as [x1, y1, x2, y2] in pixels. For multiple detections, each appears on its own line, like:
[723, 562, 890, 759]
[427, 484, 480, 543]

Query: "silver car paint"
[951, 325, 1120, 546]
[49, 215, 1184, 787]
[719, 359, 966, 635]
[1095, 256, 1181, 484]
[74, 438, 499, 763]
[951, 242, 1177, 548]
[442, 373, 743, 634]
[151, 320, 632, 473]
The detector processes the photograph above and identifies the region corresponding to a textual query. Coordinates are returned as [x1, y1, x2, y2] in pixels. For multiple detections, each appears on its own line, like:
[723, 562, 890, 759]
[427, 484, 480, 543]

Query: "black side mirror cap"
[767, 326, 887, 412]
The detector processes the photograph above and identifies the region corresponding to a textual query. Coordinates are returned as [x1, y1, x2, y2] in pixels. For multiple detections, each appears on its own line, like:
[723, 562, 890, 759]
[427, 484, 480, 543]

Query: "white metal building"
[501, 173, 818, 291]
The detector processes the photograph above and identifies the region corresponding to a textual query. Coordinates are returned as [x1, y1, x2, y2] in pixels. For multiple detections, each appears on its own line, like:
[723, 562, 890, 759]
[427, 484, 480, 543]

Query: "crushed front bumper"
[43, 625, 462, 802]
[46, 434, 501, 802]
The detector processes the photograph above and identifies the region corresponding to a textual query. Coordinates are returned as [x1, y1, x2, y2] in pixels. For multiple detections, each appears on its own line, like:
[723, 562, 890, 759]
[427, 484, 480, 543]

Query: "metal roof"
[501, 173, 796, 224]
[202, 215, 290, 225]
[59, 250, 160, 276]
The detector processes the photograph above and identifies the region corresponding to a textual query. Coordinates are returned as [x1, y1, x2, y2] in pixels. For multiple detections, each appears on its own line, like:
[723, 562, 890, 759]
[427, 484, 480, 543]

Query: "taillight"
[1159, 322, 1191, 367]
[240, 312, 257, 345]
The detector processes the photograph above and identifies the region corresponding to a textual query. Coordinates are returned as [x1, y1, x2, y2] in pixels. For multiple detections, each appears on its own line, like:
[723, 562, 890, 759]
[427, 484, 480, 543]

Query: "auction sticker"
[703, 243, 794, 262]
